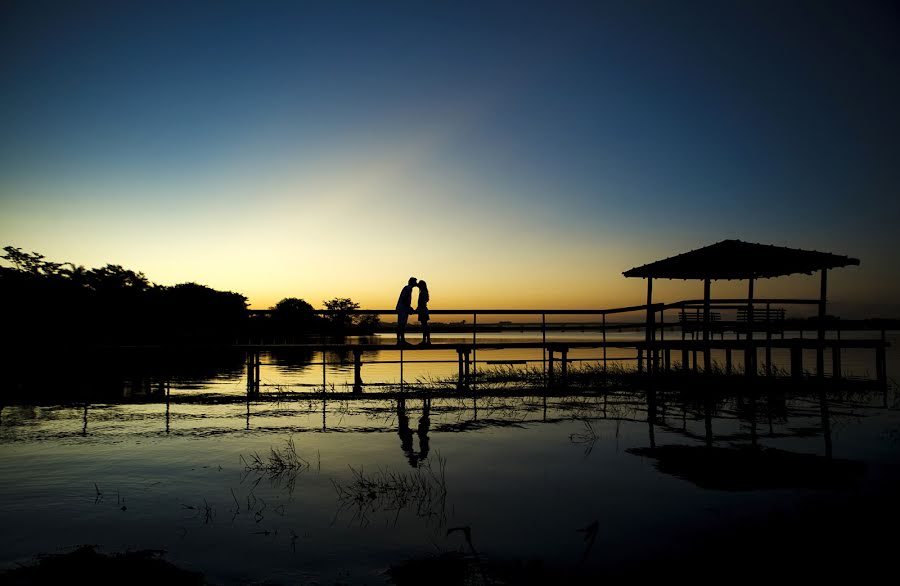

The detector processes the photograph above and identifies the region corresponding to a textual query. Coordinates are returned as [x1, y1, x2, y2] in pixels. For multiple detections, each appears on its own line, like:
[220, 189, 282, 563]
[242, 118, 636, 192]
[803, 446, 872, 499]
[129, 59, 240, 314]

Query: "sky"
[1, 0, 899, 315]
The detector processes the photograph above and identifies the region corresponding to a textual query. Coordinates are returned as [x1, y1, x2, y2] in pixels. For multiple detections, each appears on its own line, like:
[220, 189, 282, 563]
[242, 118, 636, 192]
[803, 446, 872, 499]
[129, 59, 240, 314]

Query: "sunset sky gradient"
[2, 1, 898, 314]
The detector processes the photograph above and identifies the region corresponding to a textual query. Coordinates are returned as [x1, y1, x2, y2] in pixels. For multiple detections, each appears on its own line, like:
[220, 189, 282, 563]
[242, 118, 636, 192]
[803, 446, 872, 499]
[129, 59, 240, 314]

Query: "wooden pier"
[237, 241, 892, 394]
[236, 307, 890, 393]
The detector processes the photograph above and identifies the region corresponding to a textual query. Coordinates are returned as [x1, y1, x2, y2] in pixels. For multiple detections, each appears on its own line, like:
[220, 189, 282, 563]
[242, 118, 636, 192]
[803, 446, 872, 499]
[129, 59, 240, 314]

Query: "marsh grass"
[332, 453, 448, 529]
[569, 419, 600, 457]
[241, 437, 309, 474]
[240, 436, 311, 495]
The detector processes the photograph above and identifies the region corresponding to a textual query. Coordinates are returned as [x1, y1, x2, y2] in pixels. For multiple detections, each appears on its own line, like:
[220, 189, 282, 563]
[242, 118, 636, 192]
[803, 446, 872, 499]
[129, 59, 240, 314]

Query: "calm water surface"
[1, 333, 898, 584]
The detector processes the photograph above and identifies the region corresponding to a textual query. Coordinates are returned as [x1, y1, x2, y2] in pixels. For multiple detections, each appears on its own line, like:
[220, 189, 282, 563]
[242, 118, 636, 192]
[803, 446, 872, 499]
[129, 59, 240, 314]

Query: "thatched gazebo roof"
[623, 239, 860, 280]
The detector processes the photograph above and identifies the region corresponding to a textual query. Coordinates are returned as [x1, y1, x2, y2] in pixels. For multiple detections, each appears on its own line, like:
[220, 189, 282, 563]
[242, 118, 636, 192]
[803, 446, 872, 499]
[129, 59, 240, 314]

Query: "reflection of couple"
[395, 277, 430, 345]
[397, 397, 431, 468]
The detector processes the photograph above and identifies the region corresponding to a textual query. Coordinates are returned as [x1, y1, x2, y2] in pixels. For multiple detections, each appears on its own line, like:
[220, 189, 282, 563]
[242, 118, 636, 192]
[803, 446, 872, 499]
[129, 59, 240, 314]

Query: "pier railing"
[247, 298, 890, 342]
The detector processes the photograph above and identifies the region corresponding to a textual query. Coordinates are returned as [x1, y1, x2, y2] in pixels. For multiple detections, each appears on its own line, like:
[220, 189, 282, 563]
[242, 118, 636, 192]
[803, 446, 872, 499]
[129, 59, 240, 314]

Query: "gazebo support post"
[703, 278, 711, 373]
[818, 268, 827, 378]
[645, 278, 654, 373]
[746, 278, 755, 376]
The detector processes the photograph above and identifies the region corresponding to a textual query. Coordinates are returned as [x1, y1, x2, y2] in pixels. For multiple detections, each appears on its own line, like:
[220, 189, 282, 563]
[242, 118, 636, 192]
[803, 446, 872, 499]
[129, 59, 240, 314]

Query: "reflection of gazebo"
[623, 240, 861, 373]
[626, 445, 865, 490]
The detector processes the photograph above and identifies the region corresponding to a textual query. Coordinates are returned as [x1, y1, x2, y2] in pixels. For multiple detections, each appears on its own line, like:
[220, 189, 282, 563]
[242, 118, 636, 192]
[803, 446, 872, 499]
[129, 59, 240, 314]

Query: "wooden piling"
[457, 348, 471, 389]
[353, 349, 363, 393]
[703, 278, 711, 373]
[817, 269, 827, 378]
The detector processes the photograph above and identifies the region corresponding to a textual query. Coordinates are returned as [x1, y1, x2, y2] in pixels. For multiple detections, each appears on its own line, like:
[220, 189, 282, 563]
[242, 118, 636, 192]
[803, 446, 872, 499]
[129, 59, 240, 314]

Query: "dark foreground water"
[1, 343, 899, 584]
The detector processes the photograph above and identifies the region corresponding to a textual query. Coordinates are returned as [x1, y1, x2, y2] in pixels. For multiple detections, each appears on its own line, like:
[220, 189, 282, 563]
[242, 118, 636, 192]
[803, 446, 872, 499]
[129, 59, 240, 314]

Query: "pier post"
[817, 269, 827, 378]
[745, 279, 755, 376]
[457, 348, 471, 390]
[765, 302, 773, 377]
[664, 348, 671, 372]
[561, 347, 568, 387]
[657, 308, 665, 373]
[353, 349, 363, 393]
[682, 347, 689, 373]
[472, 313, 477, 388]
[703, 278, 711, 374]
[464, 349, 471, 389]
[645, 278, 654, 373]
[725, 348, 732, 376]
[548, 348, 555, 387]
[603, 313, 606, 374]
[542, 313, 547, 380]
[246, 350, 260, 394]
[602, 314, 607, 374]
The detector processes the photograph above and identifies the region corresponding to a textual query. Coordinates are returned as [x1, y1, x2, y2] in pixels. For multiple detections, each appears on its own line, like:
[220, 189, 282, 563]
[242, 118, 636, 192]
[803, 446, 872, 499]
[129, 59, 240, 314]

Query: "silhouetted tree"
[2, 246, 65, 276]
[323, 297, 359, 331]
[271, 297, 321, 333]
[84, 264, 151, 293]
[1, 246, 248, 346]
[356, 313, 381, 334]
[154, 283, 248, 342]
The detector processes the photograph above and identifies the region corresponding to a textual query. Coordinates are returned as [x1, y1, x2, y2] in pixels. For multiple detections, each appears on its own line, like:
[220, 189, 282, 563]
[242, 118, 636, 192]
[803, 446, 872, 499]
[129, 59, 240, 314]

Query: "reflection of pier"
[66, 383, 889, 480]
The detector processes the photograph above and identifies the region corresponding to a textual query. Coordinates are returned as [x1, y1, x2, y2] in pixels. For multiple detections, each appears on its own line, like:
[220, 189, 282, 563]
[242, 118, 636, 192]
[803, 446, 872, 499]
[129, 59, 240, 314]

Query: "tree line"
[0, 246, 378, 345]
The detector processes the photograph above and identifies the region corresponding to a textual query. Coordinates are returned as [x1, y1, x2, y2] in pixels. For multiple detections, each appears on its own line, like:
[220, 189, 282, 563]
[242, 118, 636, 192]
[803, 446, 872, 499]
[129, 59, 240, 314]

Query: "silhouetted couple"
[396, 277, 430, 345]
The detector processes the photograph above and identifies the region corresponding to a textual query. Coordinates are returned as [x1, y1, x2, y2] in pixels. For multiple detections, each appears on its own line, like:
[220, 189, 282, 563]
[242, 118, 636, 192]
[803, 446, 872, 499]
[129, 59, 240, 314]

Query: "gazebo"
[623, 239, 861, 373]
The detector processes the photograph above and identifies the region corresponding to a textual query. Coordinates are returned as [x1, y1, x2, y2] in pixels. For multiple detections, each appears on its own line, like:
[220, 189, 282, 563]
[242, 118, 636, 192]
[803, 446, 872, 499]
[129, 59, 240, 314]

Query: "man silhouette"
[396, 277, 417, 344]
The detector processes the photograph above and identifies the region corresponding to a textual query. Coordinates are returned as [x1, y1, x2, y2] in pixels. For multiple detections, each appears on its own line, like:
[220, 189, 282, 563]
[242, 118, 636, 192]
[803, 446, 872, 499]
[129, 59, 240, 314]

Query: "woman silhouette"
[416, 280, 431, 344]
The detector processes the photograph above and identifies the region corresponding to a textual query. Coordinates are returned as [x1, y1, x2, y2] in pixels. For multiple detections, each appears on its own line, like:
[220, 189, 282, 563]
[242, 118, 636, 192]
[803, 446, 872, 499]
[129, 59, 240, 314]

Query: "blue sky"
[1, 0, 898, 313]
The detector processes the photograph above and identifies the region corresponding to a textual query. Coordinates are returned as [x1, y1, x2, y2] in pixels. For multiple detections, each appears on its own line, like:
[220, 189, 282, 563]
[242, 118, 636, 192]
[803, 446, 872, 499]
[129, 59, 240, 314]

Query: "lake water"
[1, 332, 898, 584]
